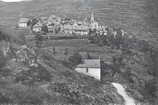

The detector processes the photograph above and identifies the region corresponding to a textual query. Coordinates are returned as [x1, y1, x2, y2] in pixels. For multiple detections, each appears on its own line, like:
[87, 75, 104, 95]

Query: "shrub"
[15, 66, 51, 85]
[68, 52, 82, 66]
[142, 79, 157, 102]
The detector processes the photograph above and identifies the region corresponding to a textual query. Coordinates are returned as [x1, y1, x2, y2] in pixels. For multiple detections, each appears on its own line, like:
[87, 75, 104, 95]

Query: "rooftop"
[76, 59, 101, 68]
[19, 18, 30, 23]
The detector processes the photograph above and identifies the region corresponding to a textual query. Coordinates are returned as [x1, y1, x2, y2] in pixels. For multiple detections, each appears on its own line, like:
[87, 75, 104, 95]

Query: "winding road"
[112, 83, 136, 105]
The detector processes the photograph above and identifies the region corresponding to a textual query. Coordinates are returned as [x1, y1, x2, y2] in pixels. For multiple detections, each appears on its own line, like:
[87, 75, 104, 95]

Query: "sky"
[0, 0, 31, 2]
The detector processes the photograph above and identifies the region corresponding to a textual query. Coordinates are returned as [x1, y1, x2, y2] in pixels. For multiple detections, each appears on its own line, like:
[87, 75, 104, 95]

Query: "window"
[86, 68, 88, 73]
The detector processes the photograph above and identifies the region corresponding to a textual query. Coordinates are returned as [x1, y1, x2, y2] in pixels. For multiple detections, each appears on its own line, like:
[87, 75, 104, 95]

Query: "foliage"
[135, 78, 157, 103]
[30, 18, 39, 27]
[35, 34, 43, 48]
[15, 65, 51, 86]
[68, 52, 82, 66]
[0, 80, 49, 104]
[62, 60, 73, 69]
[0, 51, 6, 68]
[17, 87, 49, 105]
[0, 30, 10, 42]
[41, 25, 48, 33]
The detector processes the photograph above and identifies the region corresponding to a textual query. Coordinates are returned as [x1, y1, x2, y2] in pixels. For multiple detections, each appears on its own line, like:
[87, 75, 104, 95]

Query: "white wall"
[75, 67, 101, 80]
[19, 23, 27, 28]
[88, 68, 101, 80]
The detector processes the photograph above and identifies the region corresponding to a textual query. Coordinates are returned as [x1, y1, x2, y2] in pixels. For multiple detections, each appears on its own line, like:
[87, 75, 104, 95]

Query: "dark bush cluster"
[68, 52, 82, 67]
[15, 65, 52, 86]
[0, 82, 49, 105]
[51, 82, 81, 104]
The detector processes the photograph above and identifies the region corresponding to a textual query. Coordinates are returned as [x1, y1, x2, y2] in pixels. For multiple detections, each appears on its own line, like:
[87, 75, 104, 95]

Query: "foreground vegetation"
[0, 23, 158, 105]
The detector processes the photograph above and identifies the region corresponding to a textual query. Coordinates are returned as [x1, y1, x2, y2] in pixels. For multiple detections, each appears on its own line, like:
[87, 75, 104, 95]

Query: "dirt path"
[112, 83, 136, 105]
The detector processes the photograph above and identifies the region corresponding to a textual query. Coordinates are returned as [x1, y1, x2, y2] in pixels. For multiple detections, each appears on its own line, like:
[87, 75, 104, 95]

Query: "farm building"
[40, 16, 48, 24]
[61, 21, 89, 36]
[75, 59, 101, 80]
[47, 15, 61, 25]
[47, 23, 54, 32]
[18, 18, 30, 28]
[61, 24, 74, 34]
[72, 21, 89, 35]
[32, 21, 43, 33]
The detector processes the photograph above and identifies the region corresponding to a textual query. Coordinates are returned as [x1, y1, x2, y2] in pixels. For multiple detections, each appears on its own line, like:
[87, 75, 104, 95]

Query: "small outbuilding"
[75, 59, 101, 80]
[18, 18, 30, 28]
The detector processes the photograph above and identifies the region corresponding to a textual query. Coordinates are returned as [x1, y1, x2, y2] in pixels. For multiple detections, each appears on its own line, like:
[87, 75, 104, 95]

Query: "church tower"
[90, 11, 98, 30]
[90, 11, 95, 23]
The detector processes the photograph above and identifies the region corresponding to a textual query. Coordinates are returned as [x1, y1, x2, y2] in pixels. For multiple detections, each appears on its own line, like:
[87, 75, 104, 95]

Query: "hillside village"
[0, 0, 158, 105]
[18, 12, 125, 38]
[16, 12, 133, 80]
[18, 12, 101, 35]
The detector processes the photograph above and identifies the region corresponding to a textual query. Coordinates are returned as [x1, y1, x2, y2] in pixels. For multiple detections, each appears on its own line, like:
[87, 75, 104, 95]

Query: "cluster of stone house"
[18, 18, 30, 28]
[61, 21, 90, 36]
[18, 12, 108, 37]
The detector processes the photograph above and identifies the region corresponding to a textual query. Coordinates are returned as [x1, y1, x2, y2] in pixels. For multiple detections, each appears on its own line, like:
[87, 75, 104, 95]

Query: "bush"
[68, 52, 82, 66]
[0, 51, 6, 68]
[51, 83, 81, 104]
[15, 66, 51, 85]
[142, 79, 157, 102]
[18, 88, 48, 105]
[0, 30, 10, 41]
[62, 61, 73, 69]
[0, 92, 13, 104]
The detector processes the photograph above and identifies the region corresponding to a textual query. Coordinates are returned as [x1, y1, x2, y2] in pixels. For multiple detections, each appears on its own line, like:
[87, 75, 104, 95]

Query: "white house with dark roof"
[18, 18, 30, 28]
[75, 59, 101, 80]
[32, 21, 43, 33]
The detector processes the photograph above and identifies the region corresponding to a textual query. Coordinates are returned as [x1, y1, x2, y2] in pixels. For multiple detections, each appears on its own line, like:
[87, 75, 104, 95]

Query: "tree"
[64, 48, 68, 56]
[0, 51, 6, 68]
[0, 30, 10, 42]
[52, 47, 56, 55]
[69, 52, 82, 66]
[141, 79, 157, 102]
[86, 52, 91, 59]
[34, 34, 43, 59]
[0, 92, 13, 104]
[35, 34, 43, 48]
[0, 51, 12, 78]
[41, 25, 48, 34]
[15, 66, 51, 86]
[30, 18, 39, 27]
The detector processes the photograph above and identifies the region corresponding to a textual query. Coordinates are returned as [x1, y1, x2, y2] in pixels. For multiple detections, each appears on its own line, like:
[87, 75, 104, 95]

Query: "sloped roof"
[76, 59, 100, 68]
[19, 18, 29, 23]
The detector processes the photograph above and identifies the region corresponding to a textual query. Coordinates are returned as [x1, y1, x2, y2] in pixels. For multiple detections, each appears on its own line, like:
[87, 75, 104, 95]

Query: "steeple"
[89, 10, 99, 30]
[90, 11, 95, 23]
